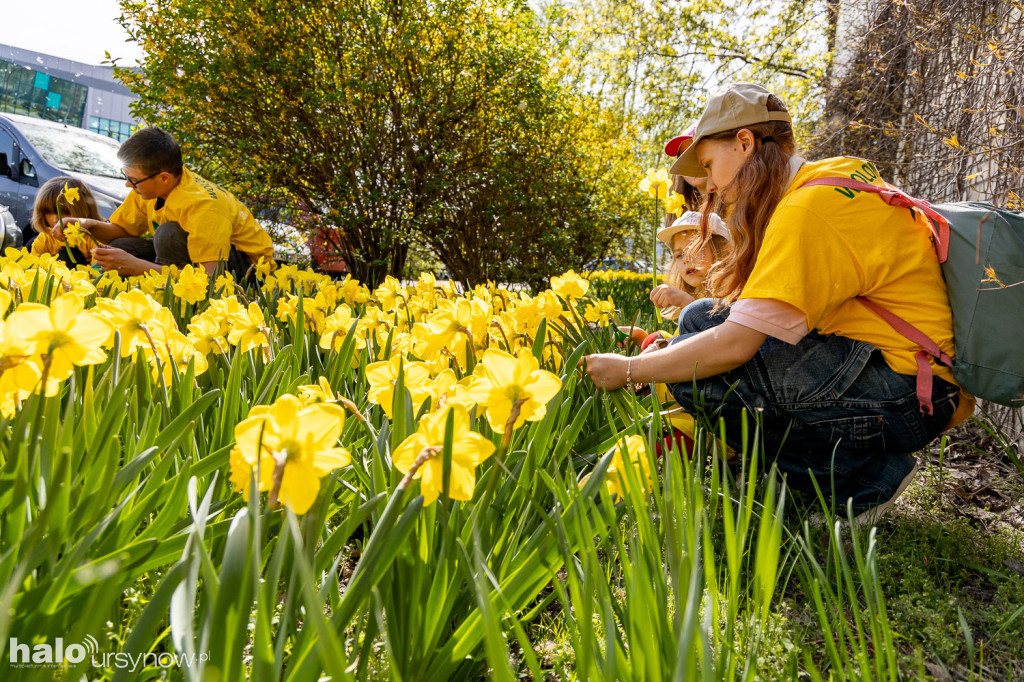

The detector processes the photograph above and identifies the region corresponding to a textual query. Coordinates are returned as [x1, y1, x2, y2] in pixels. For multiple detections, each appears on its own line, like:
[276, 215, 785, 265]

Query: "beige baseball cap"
[670, 83, 791, 177]
[657, 211, 729, 248]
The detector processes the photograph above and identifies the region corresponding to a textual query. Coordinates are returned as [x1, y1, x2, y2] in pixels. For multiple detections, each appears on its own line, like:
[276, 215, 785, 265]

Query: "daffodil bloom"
[172, 264, 209, 304]
[319, 304, 357, 351]
[0, 319, 43, 397]
[392, 404, 495, 505]
[338, 274, 370, 306]
[63, 221, 88, 250]
[5, 294, 111, 384]
[469, 348, 561, 433]
[373, 275, 406, 312]
[665, 191, 687, 217]
[584, 297, 616, 325]
[298, 376, 336, 404]
[62, 182, 80, 204]
[605, 435, 653, 500]
[213, 271, 235, 294]
[230, 394, 351, 514]
[228, 302, 272, 354]
[145, 330, 209, 383]
[639, 167, 670, 199]
[94, 290, 172, 355]
[186, 314, 229, 355]
[276, 295, 299, 325]
[365, 354, 433, 418]
[255, 256, 274, 278]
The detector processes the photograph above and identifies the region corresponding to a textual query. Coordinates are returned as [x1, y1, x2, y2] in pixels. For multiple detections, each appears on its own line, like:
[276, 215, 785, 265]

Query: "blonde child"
[649, 210, 730, 321]
[30, 177, 103, 265]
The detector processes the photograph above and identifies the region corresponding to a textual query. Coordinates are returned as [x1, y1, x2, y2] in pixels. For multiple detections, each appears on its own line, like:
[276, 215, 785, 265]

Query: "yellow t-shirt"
[738, 156, 975, 426]
[110, 167, 274, 266]
[31, 230, 100, 262]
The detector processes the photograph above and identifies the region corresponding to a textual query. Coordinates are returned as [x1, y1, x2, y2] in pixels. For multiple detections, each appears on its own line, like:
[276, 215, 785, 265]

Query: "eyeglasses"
[121, 170, 161, 189]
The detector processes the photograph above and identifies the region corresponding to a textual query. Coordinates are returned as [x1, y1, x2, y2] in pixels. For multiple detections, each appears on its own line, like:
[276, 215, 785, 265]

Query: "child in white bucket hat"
[650, 210, 729, 321]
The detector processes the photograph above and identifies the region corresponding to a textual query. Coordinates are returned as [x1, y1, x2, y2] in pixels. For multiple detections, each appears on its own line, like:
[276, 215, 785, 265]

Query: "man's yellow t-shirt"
[110, 167, 274, 266]
[739, 156, 975, 426]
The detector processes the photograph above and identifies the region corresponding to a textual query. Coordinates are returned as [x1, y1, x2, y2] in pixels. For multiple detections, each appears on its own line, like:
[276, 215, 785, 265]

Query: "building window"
[89, 116, 134, 142]
[1, 59, 87, 126]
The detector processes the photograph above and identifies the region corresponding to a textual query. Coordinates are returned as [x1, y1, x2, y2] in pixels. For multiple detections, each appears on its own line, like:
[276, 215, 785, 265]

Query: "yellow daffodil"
[172, 264, 209, 304]
[665, 191, 687, 217]
[230, 394, 351, 514]
[228, 302, 272, 354]
[186, 314, 229, 355]
[550, 270, 590, 300]
[93, 290, 172, 355]
[63, 221, 88, 250]
[254, 256, 274, 278]
[5, 294, 111, 383]
[213, 270, 235, 294]
[469, 348, 561, 433]
[365, 354, 433, 418]
[62, 182, 80, 204]
[373, 275, 406, 312]
[605, 435, 653, 500]
[392, 404, 495, 505]
[298, 376, 336, 404]
[319, 304, 357, 352]
[584, 297, 616, 325]
[639, 167, 670, 199]
[145, 330, 208, 383]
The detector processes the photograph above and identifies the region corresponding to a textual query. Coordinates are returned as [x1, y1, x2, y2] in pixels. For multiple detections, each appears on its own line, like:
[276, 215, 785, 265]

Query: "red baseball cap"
[663, 123, 697, 157]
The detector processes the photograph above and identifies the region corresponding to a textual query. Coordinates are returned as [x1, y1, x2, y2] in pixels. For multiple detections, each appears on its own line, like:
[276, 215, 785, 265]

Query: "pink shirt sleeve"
[728, 298, 810, 345]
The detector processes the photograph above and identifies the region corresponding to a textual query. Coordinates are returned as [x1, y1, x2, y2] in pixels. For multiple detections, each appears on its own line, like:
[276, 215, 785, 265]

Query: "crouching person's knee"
[153, 222, 190, 266]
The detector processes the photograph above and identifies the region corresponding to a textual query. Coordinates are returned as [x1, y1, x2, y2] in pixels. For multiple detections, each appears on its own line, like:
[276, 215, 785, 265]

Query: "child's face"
[672, 230, 714, 289]
[44, 212, 59, 229]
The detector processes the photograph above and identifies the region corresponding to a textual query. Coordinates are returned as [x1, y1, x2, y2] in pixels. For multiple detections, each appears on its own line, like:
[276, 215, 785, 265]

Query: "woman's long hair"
[699, 95, 796, 303]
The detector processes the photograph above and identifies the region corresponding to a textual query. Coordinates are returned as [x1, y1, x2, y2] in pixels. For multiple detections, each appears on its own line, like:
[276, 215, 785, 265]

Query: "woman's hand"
[582, 353, 630, 391]
[649, 284, 694, 309]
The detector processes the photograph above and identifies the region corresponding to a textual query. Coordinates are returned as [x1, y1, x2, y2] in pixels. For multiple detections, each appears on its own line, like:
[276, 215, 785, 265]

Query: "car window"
[0, 129, 13, 172]
[15, 119, 122, 179]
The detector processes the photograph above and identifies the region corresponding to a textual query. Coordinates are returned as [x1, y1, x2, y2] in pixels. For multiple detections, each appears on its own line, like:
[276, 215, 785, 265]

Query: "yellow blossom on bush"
[229, 394, 351, 514]
[392, 404, 495, 505]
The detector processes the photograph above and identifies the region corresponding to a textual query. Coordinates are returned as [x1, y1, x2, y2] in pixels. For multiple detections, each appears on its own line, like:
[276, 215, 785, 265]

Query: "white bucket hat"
[657, 211, 729, 248]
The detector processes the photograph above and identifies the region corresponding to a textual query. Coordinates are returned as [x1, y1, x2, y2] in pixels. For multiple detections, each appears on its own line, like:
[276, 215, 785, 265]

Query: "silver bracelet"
[626, 356, 633, 385]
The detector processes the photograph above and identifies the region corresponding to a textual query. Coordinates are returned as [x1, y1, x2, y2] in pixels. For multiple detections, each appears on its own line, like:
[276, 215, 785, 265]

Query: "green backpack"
[800, 178, 1024, 409]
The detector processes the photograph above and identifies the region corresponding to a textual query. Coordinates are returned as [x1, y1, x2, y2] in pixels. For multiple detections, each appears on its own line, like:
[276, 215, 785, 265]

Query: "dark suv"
[0, 113, 128, 242]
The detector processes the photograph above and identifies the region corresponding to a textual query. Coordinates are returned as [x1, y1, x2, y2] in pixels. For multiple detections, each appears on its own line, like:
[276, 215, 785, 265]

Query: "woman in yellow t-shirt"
[584, 83, 970, 524]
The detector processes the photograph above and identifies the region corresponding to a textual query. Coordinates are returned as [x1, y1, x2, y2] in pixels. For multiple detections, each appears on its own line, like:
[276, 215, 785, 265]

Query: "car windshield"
[17, 120, 122, 179]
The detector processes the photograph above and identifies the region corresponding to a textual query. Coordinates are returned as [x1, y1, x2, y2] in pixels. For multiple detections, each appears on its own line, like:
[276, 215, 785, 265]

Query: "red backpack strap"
[798, 177, 950, 263]
[856, 296, 953, 415]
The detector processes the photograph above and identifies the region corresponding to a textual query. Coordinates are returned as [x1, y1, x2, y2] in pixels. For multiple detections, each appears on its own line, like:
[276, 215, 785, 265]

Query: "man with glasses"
[54, 126, 273, 278]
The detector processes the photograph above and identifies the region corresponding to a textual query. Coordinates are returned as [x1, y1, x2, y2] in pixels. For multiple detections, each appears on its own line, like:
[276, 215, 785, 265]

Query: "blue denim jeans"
[111, 222, 253, 280]
[668, 299, 959, 513]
